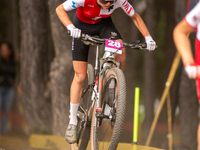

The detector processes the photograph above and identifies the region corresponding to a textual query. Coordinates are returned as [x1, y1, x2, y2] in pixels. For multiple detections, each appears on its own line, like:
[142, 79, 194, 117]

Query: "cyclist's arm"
[173, 19, 195, 65]
[130, 13, 151, 38]
[56, 4, 73, 28]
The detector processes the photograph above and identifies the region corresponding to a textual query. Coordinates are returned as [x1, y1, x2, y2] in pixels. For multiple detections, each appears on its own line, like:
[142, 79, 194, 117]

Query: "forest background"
[0, 0, 199, 150]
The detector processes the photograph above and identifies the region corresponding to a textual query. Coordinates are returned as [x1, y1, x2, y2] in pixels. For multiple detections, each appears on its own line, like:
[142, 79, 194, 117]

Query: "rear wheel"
[90, 68, 127, 150]
[71, 64, 94, 150]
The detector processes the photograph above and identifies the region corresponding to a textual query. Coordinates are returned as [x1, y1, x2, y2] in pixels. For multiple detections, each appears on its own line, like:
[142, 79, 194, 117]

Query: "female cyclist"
[56, 0, 156, 144]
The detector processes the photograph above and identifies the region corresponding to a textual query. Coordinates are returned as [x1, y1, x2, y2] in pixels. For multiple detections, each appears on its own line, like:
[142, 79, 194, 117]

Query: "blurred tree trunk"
[5, 0, 21, 132]
[149, 1, 177, 148]
[6, 0, 19, 59]
[154, 0, 176, 149]
[0, 1, 6, 41]
[19, 0, 52, 131]
[158, 0, 176, 129]
[175, 0, 198, 149]
[162, 0, 176, 88]
[142, 0, 157, 145]
[48, 0, 74, 136]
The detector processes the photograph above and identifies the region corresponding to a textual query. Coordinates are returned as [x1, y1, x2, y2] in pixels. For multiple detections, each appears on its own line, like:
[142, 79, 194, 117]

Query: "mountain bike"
[70, 32, 148, 150]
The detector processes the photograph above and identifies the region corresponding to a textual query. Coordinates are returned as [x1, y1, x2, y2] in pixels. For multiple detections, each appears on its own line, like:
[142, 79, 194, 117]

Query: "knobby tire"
[90, 68, 127, 150]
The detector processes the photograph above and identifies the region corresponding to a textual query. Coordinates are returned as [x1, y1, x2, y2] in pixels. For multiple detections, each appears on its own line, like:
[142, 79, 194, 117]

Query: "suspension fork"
[94, 59, 110, 128]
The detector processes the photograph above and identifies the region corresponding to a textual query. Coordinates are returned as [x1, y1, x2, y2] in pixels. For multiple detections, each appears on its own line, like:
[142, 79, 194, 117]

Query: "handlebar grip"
[67, 30, 85, 39]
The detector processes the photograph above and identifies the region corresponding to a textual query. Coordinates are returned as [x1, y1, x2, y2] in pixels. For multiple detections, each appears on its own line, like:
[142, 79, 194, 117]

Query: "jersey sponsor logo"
[122, 0, 128, 7]
[72, 1, 77, 8]
[122, 0, 132, 14]
[87, 4, 94, 7]
[85, 11, 92, 15]
[91, 16, 102, 20]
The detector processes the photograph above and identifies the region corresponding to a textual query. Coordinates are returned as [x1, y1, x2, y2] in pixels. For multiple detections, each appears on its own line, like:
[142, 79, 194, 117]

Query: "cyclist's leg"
[69, 35, 90, 124]
[66, 34, 90, 144]
[66, 61, 87, 143]
[115, 39, 126, 71]
[66, 66, 88, 142]
[70, 61, 87, 123]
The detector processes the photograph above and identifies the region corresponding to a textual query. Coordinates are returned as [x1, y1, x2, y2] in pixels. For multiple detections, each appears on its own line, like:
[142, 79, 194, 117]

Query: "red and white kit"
[63, 0, 135, 24]
[185, 2, 200, 99]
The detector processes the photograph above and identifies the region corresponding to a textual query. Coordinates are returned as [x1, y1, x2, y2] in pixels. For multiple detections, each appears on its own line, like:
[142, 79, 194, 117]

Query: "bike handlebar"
[81, 33, 148, 50]
[68, 31, 151, 51]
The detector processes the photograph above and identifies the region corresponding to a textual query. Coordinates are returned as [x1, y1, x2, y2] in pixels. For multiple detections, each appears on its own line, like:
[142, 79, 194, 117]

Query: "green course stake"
[133, 87, 140, 144]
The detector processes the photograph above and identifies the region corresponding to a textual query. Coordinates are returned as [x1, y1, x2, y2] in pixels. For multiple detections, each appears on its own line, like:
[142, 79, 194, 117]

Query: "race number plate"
[105, 39, 123, 55]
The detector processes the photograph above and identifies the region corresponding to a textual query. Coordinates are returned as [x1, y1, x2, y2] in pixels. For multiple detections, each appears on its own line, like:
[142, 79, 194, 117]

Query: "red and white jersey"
[185, 2, 200, 41]
[63, 0, 135, 24]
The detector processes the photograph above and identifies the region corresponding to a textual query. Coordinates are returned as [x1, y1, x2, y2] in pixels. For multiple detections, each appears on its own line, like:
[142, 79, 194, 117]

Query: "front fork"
[94, 58, 114, 127]
[93, 53, 119, 127]
[93, 58, 105, 127]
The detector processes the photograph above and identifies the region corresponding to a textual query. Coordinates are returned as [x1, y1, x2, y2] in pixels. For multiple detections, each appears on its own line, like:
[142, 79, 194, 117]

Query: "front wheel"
[91, 68, 127, 150]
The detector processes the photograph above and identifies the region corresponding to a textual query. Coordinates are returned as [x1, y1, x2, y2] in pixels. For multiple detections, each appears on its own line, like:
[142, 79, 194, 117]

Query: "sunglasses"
[99, 0, 114, 4]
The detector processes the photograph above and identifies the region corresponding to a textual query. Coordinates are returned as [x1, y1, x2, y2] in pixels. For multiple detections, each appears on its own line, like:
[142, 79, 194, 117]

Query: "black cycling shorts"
[72, 13, 122, 62]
